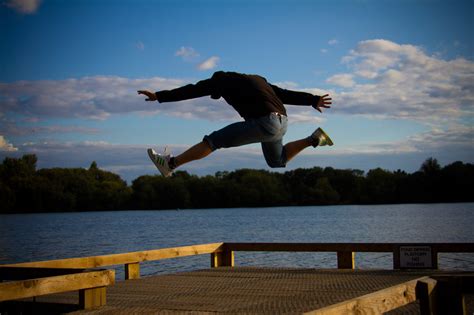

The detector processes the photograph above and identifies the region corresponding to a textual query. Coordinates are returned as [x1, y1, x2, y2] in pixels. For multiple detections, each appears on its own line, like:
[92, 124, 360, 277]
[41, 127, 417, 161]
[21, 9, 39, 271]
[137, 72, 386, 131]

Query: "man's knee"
[265, 159, 286, 168]
[203, 136, 218, 151]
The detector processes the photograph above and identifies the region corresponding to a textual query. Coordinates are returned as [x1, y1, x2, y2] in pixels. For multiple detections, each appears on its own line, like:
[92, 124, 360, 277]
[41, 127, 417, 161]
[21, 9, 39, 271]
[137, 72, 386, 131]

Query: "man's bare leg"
[174, 141, 213, 168]
[284, 128, 333, 163]
[284, 138, 313, 163]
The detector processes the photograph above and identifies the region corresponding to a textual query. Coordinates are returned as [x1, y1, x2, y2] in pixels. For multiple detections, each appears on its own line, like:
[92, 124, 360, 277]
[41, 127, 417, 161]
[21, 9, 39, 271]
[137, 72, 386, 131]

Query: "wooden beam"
[3, 243, 224, 269]
[224, 242, 474, 254]
[303, 276, 429, 315]
[225, 242, 394, 253]
[0, 270, 114, 302]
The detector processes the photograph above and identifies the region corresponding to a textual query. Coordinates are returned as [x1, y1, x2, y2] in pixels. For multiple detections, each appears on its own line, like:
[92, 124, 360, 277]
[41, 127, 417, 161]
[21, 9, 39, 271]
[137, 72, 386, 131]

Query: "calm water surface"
[1, 203, 473, 278]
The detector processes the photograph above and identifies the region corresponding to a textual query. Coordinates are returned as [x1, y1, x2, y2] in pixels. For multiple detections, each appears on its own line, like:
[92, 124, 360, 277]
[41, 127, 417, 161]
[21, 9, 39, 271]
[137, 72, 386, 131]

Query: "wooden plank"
[303, 276, 429, 315]
[2, 243, 224, 269]
[225, 242, 474, 253]
[0, 270, 114, 302]
[225, 242, 395, 253]
[430, 243, 474, 253]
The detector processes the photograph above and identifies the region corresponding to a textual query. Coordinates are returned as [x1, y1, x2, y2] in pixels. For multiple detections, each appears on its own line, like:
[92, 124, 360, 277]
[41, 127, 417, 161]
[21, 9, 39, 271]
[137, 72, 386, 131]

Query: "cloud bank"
[327, 39, 474, 124]
[2, 39, 472, 126]
[0, 75, 324, 123]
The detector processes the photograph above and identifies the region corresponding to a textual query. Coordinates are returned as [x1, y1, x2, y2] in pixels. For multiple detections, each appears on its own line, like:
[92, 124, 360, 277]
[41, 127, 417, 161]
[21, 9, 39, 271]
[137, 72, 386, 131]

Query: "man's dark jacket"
[155, 71, 320, 120]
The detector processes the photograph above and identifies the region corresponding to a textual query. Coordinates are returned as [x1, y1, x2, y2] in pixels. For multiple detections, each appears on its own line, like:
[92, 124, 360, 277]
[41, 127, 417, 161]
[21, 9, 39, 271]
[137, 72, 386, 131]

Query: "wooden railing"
[221, 242, 474, 269]
[0, 243, 223, 310]
[0, 268, 114, 309]
[1, 242, 473, 313]
[4, 242, 224, 279]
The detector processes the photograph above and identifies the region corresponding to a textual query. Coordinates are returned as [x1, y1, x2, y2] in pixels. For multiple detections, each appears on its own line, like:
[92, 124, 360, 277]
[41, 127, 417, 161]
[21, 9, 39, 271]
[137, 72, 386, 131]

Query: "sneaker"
[147, 148, 173, 177]
[310, 128, 334, 147]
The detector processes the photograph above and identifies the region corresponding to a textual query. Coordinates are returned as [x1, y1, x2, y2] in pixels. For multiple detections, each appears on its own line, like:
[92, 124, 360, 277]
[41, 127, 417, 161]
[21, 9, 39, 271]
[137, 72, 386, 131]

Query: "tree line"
[0, 154, 472, 213]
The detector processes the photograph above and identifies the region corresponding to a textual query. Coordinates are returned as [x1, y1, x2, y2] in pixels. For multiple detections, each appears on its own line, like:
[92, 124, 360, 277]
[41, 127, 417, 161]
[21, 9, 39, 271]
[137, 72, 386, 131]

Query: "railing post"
[79, 286, 107, 309]
[337, 251, 355, 269]
[416, 278, 438, 315]
[431, 249, 439, 270]
[211, 249, 234, 267]
[393, 245, 401, 269]
[125, 262, 140, 280]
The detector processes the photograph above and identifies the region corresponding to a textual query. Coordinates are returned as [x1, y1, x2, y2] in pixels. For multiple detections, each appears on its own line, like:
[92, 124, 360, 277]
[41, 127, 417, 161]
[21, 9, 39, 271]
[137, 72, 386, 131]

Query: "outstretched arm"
[271, 84, 332, 113]
[138, 78, 214, 103]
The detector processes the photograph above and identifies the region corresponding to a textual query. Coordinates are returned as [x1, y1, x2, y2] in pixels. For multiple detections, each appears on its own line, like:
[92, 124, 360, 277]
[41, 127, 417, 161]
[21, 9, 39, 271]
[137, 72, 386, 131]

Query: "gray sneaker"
[147, 148, 173, 177]
[310, 128, 334, 147]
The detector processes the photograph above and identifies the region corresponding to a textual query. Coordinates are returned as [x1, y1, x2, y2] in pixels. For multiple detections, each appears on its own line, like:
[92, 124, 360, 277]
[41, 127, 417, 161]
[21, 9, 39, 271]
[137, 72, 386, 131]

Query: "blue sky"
[1, 0, 473, 182]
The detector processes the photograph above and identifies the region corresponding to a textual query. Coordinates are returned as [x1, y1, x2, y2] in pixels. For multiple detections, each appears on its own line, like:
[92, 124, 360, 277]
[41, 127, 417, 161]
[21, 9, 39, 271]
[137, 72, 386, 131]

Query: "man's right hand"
[137, 90, 157, 101]
[313, 94, 332, 113]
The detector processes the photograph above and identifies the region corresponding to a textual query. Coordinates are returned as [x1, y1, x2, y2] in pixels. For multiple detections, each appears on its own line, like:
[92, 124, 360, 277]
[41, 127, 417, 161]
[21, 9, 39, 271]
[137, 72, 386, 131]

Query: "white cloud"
[326, 74, 355, 88]
[197, 56, 220, 71]
[4, 0, 41, 14]
[318, 125, 474, 157]
[0, 135, 18, 152]
[326, 39, 474, 123]
[273, 81, 299, 89]
[328, 39, 339, 45]
[175, 46, 199, 61]
[0, 76, 188, 120]
[320, 49, 328, 54]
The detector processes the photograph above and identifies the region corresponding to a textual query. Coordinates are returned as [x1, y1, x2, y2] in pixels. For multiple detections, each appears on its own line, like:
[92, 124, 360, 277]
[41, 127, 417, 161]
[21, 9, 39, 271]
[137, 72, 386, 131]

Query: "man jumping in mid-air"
[138, 71, 333, 177]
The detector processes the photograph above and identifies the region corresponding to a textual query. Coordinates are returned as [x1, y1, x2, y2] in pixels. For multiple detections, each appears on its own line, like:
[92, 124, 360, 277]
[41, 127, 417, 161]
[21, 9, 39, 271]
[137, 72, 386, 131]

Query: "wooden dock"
[1, 242, 474, 314]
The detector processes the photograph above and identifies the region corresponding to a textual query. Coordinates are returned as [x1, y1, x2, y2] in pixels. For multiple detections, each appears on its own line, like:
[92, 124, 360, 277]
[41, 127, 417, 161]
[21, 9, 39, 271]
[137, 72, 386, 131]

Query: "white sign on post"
[399, 246, 432, 269]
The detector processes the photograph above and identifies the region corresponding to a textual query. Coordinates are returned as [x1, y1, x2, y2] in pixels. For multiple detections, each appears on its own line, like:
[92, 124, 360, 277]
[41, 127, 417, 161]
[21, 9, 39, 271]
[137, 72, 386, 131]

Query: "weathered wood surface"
[304, 276, 427, 314]
[13, 268, 472, 315]
[3, 243, 224, 269]
[0, 270, 114, 302]
[4, 243, 473, 271]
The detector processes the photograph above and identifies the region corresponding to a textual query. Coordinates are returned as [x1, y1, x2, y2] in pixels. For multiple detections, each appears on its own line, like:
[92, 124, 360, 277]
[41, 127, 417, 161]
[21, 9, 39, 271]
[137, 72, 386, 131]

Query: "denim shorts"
[204, 112, 288, 168]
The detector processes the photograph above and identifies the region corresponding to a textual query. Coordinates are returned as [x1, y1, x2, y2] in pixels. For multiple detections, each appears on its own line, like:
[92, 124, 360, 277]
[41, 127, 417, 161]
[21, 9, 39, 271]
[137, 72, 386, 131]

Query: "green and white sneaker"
[310, 128, 334, 147]
[147, 148, 173, 177]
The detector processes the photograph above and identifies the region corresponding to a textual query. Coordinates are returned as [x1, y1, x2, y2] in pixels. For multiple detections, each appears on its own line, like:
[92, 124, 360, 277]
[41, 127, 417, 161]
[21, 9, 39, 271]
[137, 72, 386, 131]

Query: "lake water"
[1, 203, 473, 279]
